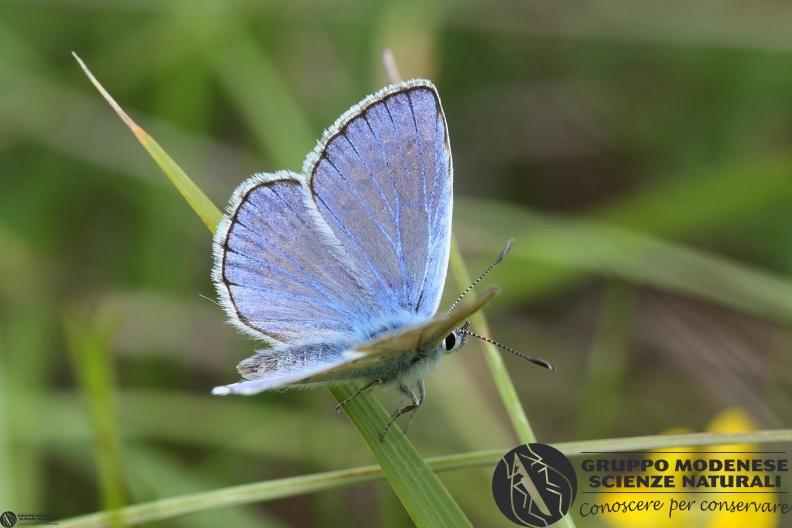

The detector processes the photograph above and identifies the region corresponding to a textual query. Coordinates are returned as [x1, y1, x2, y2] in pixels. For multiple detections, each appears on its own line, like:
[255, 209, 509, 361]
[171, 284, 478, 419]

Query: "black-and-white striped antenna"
[460, 328, 555, 370]
[448, 239, 555, 371]
[447, 239, 513, 315]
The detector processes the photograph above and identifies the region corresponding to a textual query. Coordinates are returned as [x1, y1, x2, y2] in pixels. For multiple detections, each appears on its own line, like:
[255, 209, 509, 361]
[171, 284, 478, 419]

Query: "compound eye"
[444, 332, 456, 351]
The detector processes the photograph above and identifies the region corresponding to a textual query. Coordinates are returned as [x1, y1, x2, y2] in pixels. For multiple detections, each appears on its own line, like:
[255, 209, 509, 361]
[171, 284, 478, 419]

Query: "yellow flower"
[590, 408, 780, 528]
[701, 408, 778, 528]
[594, 427, 696, 528]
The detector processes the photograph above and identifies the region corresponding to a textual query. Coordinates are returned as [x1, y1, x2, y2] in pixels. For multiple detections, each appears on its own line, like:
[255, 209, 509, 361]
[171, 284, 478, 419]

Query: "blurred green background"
[2, 1, 792, 526]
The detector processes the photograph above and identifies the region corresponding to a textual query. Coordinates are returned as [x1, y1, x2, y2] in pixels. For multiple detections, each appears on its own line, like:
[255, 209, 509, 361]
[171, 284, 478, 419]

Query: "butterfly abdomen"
[238, 341, 349, 380]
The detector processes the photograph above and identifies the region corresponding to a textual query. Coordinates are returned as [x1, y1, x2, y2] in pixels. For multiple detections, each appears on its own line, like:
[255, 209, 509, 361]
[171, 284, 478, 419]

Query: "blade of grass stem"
[329, 384, 473, 527]
[460, 200, 792, 325]
[72, 52, 222, 232]
[449, 243, 577, 528]
[63, 308, 127, 527]
[58, 429, 792, 528]
[448, 239, 539, 445]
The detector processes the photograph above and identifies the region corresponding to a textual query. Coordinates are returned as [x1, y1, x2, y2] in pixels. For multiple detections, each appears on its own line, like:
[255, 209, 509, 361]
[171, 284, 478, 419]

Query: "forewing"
[213, 171, 377, 345]
[306, 79, 452, 319]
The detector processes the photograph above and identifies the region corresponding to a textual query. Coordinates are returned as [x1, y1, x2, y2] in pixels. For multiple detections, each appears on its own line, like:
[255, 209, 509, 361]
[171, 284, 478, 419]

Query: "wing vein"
[322, 154, 398, 250]
[380, 101, 412, 303]
[312, 190, 390, 296]
[362, 113, 406, 291]
[340, 132, 399, 229]
[226, 218, 353, 316]
[406, 90, 431, 313]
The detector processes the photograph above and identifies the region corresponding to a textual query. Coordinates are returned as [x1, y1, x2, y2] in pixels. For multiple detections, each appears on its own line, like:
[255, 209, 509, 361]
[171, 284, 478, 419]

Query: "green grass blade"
[72, 53, 222, 233]
[461, 199, 792, 325]
[594, 153, 792, 239]
[206, 30, 316, 170]
[63, 308, 127, 527]
[57, 429, 792, 528]
[329, 384, 473, 527]
[451, 238, 577, 528]
[449, 239, 538, 445]
[576, 282, 637, 439]
[0, 324, 10, 507]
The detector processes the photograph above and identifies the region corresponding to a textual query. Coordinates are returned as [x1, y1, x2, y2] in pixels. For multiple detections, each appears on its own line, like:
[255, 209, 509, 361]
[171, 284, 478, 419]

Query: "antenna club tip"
[530, 358, 556, 371]
[497, 239, 514, 262]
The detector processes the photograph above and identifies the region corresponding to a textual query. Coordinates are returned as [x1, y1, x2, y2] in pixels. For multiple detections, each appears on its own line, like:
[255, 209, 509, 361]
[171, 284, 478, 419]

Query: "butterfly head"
[443, 321, 470, 355]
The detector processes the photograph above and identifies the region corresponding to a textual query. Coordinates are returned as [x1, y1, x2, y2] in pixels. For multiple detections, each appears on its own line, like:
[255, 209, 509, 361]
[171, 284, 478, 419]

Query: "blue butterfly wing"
[213, 171, 378, 345]
[213, 80, 452, 390]
[306, 79, 452, 319]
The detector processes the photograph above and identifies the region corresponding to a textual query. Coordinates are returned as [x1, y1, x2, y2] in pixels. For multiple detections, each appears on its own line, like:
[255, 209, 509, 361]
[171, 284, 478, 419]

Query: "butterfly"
[211, 79, 546, 438]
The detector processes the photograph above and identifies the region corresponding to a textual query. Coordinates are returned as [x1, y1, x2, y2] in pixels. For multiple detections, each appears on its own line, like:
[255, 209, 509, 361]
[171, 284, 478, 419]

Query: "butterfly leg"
[402, 379, 426, 435]
[335, 379, 383, 411]
[381, 382, 421, 440]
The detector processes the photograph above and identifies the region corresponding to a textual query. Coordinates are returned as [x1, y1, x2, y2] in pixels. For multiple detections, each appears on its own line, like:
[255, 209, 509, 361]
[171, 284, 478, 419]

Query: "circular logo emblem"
[0, 511, 17, 528]
[492, 443, 577, 527]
